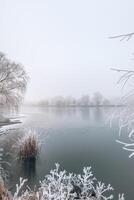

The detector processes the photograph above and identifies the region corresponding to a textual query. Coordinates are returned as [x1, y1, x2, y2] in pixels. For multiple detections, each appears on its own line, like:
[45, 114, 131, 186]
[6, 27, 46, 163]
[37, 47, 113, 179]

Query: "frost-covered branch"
[109, 32, 134, 41]
[111, 67, 134, 158]
[116, 140, 134, 158]
[111, 68, 134, 88]
[118, 194, 125, 200]
[10, 164, 124, 200]
[13, 177, 28, 200]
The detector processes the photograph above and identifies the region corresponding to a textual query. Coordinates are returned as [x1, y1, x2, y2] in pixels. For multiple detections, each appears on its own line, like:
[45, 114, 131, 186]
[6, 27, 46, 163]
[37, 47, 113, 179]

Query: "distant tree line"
[35, 92, 115, 107]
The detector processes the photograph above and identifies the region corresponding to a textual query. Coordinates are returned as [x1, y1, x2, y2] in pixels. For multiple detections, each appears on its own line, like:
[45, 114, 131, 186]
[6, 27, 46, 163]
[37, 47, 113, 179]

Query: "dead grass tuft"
[19, 130, 38, 160]
[0, 179, 10, 200]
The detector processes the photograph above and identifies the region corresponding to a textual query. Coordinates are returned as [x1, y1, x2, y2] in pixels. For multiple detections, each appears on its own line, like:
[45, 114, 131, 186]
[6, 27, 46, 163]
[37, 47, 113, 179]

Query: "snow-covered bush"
[12, 163, 124, 200]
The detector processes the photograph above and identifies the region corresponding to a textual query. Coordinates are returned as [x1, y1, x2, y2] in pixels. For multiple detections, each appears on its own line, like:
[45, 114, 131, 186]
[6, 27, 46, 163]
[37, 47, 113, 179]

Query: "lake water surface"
[0, 106, 134, 199]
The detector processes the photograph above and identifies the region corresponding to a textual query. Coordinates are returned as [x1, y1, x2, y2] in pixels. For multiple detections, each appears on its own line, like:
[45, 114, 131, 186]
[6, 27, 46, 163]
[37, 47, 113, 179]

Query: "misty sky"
[0, 0, 134, 101]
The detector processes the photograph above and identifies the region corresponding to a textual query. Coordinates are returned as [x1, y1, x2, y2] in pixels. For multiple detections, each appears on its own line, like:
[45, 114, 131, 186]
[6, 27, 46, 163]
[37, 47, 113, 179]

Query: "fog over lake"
[0, 1, 133, 199]
[0, 0, 134, 101]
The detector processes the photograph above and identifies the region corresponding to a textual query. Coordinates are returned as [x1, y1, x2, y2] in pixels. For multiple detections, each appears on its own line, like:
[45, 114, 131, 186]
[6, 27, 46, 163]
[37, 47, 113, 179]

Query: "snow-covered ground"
[0, 114, 25, 135]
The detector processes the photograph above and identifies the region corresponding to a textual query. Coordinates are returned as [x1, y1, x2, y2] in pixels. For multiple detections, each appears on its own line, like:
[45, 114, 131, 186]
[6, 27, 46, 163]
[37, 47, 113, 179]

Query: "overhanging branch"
[109, 32, 134, 41]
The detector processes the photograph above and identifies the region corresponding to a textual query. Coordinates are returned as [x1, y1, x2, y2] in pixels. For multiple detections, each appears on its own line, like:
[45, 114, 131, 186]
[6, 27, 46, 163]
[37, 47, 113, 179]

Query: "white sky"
[0, 0, 134, 101]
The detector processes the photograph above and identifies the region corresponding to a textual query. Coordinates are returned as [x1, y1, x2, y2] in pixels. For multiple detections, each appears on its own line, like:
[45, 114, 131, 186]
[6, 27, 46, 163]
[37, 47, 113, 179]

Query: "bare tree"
[79, 95, 90, 106]
[0, 52, 28, 109]
[102, 98, 110, 106]
[93, 92, 103, 106]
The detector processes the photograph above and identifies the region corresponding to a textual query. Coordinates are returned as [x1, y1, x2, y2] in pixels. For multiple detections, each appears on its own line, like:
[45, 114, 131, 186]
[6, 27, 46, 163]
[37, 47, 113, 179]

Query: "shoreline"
[0, 121, 21, 128]
[24, 104, 125, 108]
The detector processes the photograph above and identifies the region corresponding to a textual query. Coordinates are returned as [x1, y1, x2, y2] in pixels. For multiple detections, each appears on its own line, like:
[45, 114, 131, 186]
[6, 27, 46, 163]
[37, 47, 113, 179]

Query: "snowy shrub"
[12, 163, 124, 200]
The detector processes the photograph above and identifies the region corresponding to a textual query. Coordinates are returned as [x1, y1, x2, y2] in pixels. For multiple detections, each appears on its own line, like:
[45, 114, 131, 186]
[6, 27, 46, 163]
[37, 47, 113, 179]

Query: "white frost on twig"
[12, 163, 124, 200]
[109, 32, 134, 41]
[13, 177, 28, 200]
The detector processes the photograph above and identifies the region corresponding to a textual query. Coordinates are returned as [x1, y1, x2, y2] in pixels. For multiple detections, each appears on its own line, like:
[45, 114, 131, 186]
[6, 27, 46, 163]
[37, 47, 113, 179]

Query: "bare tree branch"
[109, 32, 134, 41]
[111, 68, 134, 73]
[111, 68, 134, 89]
[111, 67, 134, 158]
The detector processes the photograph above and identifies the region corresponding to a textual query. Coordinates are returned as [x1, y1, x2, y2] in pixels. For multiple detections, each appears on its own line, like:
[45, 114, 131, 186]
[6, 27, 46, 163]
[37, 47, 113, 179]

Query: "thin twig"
[111, 68, 134, 73]
[111, 68, 134, 88]
[109, 32, 134, 41]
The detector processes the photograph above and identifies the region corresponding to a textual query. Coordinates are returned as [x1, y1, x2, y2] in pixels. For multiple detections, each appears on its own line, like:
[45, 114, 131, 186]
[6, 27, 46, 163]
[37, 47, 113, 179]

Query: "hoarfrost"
[12, 163, 124, 200]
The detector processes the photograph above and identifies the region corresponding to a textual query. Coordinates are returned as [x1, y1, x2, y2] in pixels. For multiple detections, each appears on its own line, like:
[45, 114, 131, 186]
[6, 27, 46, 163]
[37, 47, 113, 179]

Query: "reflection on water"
[21, 158, 36, 179]
[80, 107, 90, 120]
[94, 107, 102, 122]
[0, 106, 133, 199]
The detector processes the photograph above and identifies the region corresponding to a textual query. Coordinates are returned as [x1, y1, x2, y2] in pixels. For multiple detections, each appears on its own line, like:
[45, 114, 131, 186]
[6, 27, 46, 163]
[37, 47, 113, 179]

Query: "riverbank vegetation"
[0, 164, 125, 200]
[17, 130, 39, 160]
